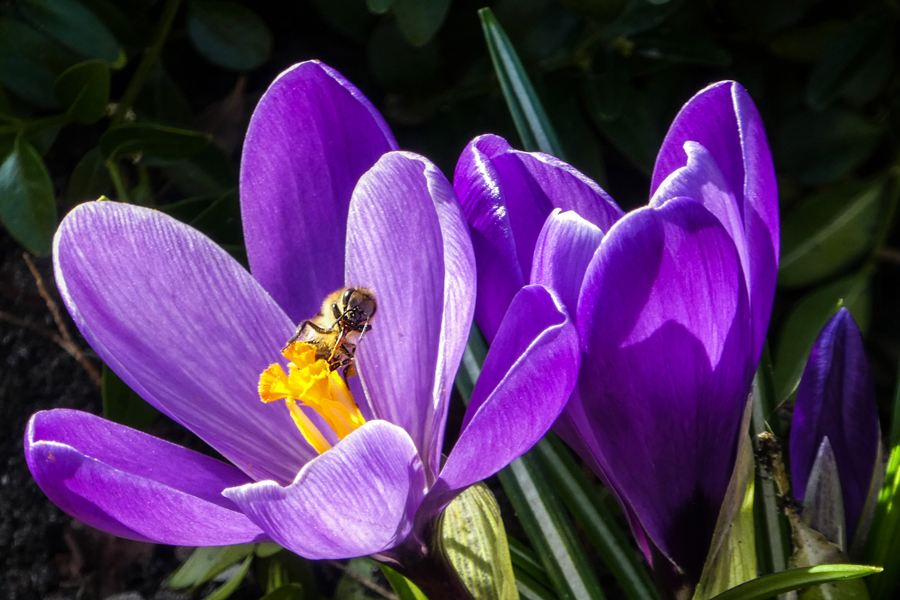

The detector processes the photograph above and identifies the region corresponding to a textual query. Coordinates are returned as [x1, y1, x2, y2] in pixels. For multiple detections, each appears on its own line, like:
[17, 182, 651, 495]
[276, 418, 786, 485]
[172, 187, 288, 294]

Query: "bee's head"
[341, 288, 377, 329]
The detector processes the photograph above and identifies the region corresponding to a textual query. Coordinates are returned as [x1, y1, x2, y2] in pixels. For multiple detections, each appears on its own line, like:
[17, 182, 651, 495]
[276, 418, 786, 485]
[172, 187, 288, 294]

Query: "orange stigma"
[259, 342, 365, 454]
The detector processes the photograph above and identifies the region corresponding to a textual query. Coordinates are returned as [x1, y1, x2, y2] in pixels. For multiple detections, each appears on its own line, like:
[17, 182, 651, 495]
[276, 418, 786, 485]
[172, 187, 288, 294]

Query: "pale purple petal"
[346, 152, 476, 481]
[433, 285, 579, 502]
[25, 410, 267, 546]
[651, 81, 778, 361]
[530, 209, 605, 318]
[454, 134, 623, 341]
[577, 198, 752, 579]
[54, 202, 315, 483]
[790, 308, 878, 542]
[240, 61, 399, 322]
[223, 421, 426, 559]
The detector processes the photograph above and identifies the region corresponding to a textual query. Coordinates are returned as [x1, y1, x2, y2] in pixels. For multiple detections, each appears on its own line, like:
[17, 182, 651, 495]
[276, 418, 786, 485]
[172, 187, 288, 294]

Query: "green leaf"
[693, 400, 757, 600]
[186, 0, 272, 71]
[163, 144, 237, 197]
[334, 557, 383, 599]
[707, 565, 882, 600]
[774, 110, 882, 186]
[393, 0, 451, 47]
[439, 482, 518, 600]
[751, 345, 791, 580]
[515, 568, 560, 600]
[100, 123, 210, 162]
[590, 85, 660, 175]
[779, 175, 892, 288]
[0, 17, 74, 108]
[18, 0, 122, 63]
[773, 274, 871, 401]
[806, 17, 892, 110]
[769, 20, 849, 63]
[255, 543, 283, 558]
[68, 147, 113, 203]
[536, 437, 659, 600]
[498, 450, 607, 600]
[367, 0, 396, 13]
[201, 555, 252, 600]
[787, 517, 870, 600]
[380, 564, 429, 600]
[258, 583, 304, 600]
[54, 59, 110, 124]
[478, 8, 565, 158]
[190, 189, 242, 246]
[508, 538, 554, 592]
[102, 364, 160, 430]
[0, 135, 57, 255]
[633, 36, 732, 66]
[168, 545, 255, 590]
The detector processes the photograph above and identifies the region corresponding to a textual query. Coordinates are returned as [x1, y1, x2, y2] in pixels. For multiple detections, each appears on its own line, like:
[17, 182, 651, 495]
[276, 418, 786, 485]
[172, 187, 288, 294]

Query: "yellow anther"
[258, 342, 365, 454]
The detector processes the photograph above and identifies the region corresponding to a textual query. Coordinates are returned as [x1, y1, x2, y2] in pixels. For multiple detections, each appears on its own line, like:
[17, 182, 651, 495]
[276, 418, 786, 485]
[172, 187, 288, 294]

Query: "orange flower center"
[258, 342, 365, 454]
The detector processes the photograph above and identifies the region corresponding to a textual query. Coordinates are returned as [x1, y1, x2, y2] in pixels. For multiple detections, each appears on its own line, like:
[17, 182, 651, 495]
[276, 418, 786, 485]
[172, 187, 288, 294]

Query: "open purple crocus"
[454, 81, 779, 587]
[25, 62, 580, 567]
[790, 308, 880, 549]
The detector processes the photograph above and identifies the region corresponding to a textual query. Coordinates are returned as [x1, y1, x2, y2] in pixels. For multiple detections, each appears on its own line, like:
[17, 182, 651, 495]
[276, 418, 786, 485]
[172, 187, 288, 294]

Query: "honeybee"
[285, 287, 377, 373]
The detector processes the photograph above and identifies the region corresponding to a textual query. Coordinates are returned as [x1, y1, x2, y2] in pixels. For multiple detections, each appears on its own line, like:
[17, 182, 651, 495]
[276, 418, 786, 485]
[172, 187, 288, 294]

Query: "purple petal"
[433, 285, 579, 503]
[651, 81, 778, 361]
[453, 135, 525, 342]
[54, 202, 316, 483]
[240, 61, 399, 322]
[25, 410, 267, 545]
[530, 209, 605, 318]
[790, 308, 878, 543]
[577, 198, 753, 579]
[346, 152, 476, 481]
[454, 134, 623, 341]
[223, 420, 426, 559]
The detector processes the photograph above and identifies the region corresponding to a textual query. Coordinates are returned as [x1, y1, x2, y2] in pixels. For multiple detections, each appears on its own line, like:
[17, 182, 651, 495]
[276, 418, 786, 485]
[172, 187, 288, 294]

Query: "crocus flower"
[454, 81, 779, 588]
[25, 62, 580, 576]
[790, 308, 880, 550]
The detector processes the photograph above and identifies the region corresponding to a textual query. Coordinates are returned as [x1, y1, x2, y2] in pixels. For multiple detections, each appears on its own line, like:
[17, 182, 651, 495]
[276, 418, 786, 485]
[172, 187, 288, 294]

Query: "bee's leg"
[359, 323, 373, 334]
[283, 320, 326, 350]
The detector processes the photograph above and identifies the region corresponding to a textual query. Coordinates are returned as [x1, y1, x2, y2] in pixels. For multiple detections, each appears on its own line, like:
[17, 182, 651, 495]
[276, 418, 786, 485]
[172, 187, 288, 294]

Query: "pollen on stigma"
[258, 342, 365, 454]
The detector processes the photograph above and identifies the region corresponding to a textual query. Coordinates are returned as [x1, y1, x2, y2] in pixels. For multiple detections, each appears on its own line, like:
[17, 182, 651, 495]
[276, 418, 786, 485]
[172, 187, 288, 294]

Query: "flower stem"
[110, 0, 182, 127]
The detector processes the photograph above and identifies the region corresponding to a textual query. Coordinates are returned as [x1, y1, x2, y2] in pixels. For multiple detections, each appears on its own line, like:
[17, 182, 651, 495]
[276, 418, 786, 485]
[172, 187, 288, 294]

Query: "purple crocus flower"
[790, 308, 879, 547]
[454, 81, 779, 587]
[25, 62, 580, 574]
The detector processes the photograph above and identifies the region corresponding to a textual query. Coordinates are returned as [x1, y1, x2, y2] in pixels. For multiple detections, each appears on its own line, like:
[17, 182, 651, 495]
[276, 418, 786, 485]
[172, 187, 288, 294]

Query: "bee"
[285, 287, 377, 373]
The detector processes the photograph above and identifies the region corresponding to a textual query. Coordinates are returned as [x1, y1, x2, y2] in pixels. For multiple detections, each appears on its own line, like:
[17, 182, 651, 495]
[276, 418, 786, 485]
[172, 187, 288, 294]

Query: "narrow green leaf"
[68, 147, 113, 203]
[380, 563, 429, 600]
[100, 123, 210, 162]
[498, 451, 606, 600]
[508, 537, 555, 591]
[334, 557, 383, 599]
[536, 436, 659, 600]
[779, 176, 891, 288]
[0, 135, 57, 255]
[515, 568, 560, 600]
[54, 59, 110, 124]
[102, 364, 160, 430]
[186, 0, 272, 71]
[864, 358, 900, 600]
[773, 274, 871, 401]
[806, 17, 892, 110]
[439, 482, 518, 599]
[393, 0, 451, 47]
[751, 346, 791, 583]
[478, 8, 565, 158]
[18, 0, 122, 63]
[201, 555, 253, 600]
[258, 583, 304, 600]
[168, 545, 255, 590]
[707, 565, 882, 600]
